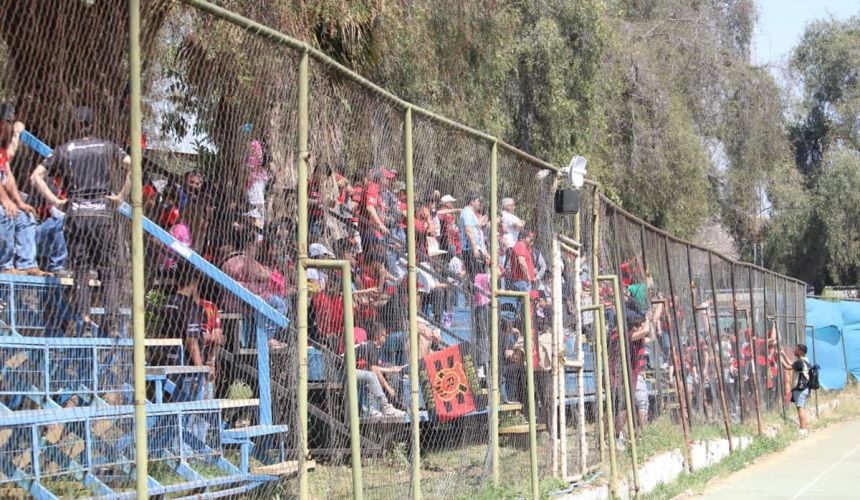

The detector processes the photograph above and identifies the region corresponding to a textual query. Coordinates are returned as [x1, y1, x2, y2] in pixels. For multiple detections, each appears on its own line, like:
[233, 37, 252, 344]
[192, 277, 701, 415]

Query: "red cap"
[381, 167, 397, 179]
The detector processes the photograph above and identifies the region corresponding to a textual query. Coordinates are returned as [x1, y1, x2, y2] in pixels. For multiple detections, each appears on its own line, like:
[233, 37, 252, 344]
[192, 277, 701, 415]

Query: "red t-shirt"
[362, 182, 384, 217]
[200, 299, 222, 336]
[312, 292, 344, 337]
[510, 241, 535, 282]
[360, 182, 385, 237]
[439, 212, 461, 255]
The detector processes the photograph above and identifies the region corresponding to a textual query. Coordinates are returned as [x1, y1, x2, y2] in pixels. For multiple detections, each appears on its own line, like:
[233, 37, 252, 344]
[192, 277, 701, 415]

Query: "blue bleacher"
[0, 272, 294, 499]
[0, 133, 297, 499]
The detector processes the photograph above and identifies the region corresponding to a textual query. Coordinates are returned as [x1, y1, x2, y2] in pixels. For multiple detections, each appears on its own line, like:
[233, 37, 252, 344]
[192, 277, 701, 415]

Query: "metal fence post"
[489, 140, 500, 486]
[598, 275, 640, 496]
[296, 48, 311, 500]
[640, 223, 663, 415]
[807, 326, 819, 418]
[495, 291, 540, 499]
[128, 0, 148, 496]
[747, 267, 764, 436]
[663, 236, 694, 429]
[551, 238, 562, 478]
[305, 260, 364, 498]
[591, 189, 606, 464]
[730, 265, 745, 423]
[403, 105, 422, 500]
[685, 245, 709, 420]
[707, 253, 734, 451]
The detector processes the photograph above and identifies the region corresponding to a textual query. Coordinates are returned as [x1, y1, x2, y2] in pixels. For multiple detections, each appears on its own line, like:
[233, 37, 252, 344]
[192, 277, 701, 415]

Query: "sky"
[753, 0, 860, 68]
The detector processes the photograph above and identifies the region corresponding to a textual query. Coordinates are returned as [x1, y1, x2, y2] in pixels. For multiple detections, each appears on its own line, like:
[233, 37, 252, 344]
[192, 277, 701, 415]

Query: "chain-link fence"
[0, 1, 809, 499]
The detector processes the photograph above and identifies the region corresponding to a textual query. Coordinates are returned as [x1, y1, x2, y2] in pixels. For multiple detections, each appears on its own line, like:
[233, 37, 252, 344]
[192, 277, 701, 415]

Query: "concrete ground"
[694, 417, 860, 499]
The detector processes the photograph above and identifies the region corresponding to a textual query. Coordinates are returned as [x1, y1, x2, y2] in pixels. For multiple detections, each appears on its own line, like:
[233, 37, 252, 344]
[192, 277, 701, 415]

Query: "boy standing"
[780, 343, 811, 435]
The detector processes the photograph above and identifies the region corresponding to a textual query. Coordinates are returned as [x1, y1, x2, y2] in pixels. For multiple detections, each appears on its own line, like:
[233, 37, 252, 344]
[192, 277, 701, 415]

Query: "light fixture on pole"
[555, 155, 587, 214]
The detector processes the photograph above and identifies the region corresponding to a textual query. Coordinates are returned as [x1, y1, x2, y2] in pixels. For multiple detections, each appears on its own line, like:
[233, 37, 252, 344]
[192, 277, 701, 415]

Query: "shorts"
[611, 375, 650, 413]
[791, 388, 810, 408]
[634, 374, 650, 413]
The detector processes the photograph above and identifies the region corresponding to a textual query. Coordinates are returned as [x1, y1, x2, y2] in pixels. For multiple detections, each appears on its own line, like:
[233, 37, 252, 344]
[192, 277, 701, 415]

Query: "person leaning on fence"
[500, 197, 524, 250]
[780, 343, 811, 435]
[0, 111, 49, 277]
[508, 231, 537, 292]
[459, 193, 488, 276]
[355, 321, 406, 418]
[31, 106, 131, 336]
[608, 301, 653, 449]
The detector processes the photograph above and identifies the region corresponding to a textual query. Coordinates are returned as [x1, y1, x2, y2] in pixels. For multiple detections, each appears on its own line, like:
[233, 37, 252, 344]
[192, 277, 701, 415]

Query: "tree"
[0, 0, 172, 149]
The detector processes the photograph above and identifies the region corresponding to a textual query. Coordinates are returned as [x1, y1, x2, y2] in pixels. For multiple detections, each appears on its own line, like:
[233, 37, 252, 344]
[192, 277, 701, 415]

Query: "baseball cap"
[381, 167, 398, 179]
[440, 195, 456, 203]
[309, 243, 334, 258]
[502, 197, 515, 208]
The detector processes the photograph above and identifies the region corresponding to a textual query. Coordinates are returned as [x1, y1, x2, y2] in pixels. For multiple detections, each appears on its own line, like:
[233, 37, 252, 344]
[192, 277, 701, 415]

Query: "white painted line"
[789, 439, 860, 500]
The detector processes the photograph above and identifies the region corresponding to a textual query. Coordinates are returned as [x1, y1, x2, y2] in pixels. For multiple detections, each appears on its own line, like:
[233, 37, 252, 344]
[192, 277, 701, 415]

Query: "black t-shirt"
[356, 342, 382, 369]
[792, 358, 809, 391]
[160, 293, 205, 366]
[43, 137, 126, 214]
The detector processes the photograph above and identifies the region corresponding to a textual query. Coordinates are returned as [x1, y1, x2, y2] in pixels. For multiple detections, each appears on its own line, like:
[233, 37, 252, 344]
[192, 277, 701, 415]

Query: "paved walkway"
[696, 418, 860, 499]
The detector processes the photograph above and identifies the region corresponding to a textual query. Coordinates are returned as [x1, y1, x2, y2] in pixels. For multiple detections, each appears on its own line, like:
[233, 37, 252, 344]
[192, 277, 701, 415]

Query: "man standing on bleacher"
[30, 106, 130, 336]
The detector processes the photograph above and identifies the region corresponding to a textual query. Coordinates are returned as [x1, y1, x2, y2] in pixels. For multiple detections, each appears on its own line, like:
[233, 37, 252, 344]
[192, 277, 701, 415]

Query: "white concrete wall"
[560, 436, 753, 499]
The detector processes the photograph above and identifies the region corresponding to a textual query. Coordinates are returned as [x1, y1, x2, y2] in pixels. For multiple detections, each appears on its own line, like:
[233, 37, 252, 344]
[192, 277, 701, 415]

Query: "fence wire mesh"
[0, 1, 810, 499]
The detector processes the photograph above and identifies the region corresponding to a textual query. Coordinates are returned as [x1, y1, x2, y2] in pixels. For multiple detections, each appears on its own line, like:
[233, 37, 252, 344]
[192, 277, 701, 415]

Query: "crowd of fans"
[0, 105, 788, 428]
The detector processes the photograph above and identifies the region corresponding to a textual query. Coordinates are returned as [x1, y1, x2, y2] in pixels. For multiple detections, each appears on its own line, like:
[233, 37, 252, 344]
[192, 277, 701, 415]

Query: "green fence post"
[496, 291, 539, 499]
[403, 105, 422, 500]
[489, 141, 500, 486]
[599, 275, 640, 496]
[128, 0, 148, 497]
[523, 294, 540, 500]
[296, 48, 311, 500]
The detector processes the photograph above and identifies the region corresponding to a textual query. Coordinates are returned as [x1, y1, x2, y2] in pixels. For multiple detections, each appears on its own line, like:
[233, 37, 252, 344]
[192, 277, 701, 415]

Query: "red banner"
[422, 344, 476, 421]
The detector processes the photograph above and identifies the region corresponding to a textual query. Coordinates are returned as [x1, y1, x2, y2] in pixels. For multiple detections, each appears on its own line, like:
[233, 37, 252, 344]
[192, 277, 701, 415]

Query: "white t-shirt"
[501, 210, 524, 249]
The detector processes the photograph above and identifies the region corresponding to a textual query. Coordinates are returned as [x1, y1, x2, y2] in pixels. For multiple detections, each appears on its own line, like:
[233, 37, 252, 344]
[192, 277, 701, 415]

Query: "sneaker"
[365, 408, 383, 418]
[799, 429, 808, 437]
[55, 270, 74, 279]
[477, 366, 486, 379]
[381, 404, 406, 417]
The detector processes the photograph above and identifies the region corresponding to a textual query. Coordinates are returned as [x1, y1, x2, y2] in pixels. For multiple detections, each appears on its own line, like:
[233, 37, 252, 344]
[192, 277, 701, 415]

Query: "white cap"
[309, 243, 334, 258]
[440, 195, 456, 203]
[501, 197, 515, 208]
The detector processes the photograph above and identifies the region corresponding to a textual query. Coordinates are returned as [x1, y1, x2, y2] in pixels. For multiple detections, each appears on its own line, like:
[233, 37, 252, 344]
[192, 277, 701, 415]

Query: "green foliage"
[815, 148, 860, 284]
[766, 15, 860, 289]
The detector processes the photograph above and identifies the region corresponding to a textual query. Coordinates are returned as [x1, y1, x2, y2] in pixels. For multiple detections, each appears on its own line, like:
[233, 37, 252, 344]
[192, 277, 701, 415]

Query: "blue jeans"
[0, 205, 37, 271]
[266, 294, 290, 339]
[36, 212, 67, 272]
[511, 280, 531, 292]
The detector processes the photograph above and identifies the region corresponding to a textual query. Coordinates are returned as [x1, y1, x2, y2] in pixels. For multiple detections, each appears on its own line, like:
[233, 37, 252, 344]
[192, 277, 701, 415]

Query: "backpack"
[807, 361, 821, 390]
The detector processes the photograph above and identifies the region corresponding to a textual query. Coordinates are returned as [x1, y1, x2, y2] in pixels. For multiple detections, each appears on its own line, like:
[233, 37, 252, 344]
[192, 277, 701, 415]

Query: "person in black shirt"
[780, 343, 811, 435]
[30, 107, 130, 335]
[161, 269, 206, 370]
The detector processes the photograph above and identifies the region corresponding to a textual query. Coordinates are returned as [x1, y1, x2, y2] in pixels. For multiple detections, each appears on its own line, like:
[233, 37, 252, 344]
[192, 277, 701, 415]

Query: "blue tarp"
[805, 298, 860, 390]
